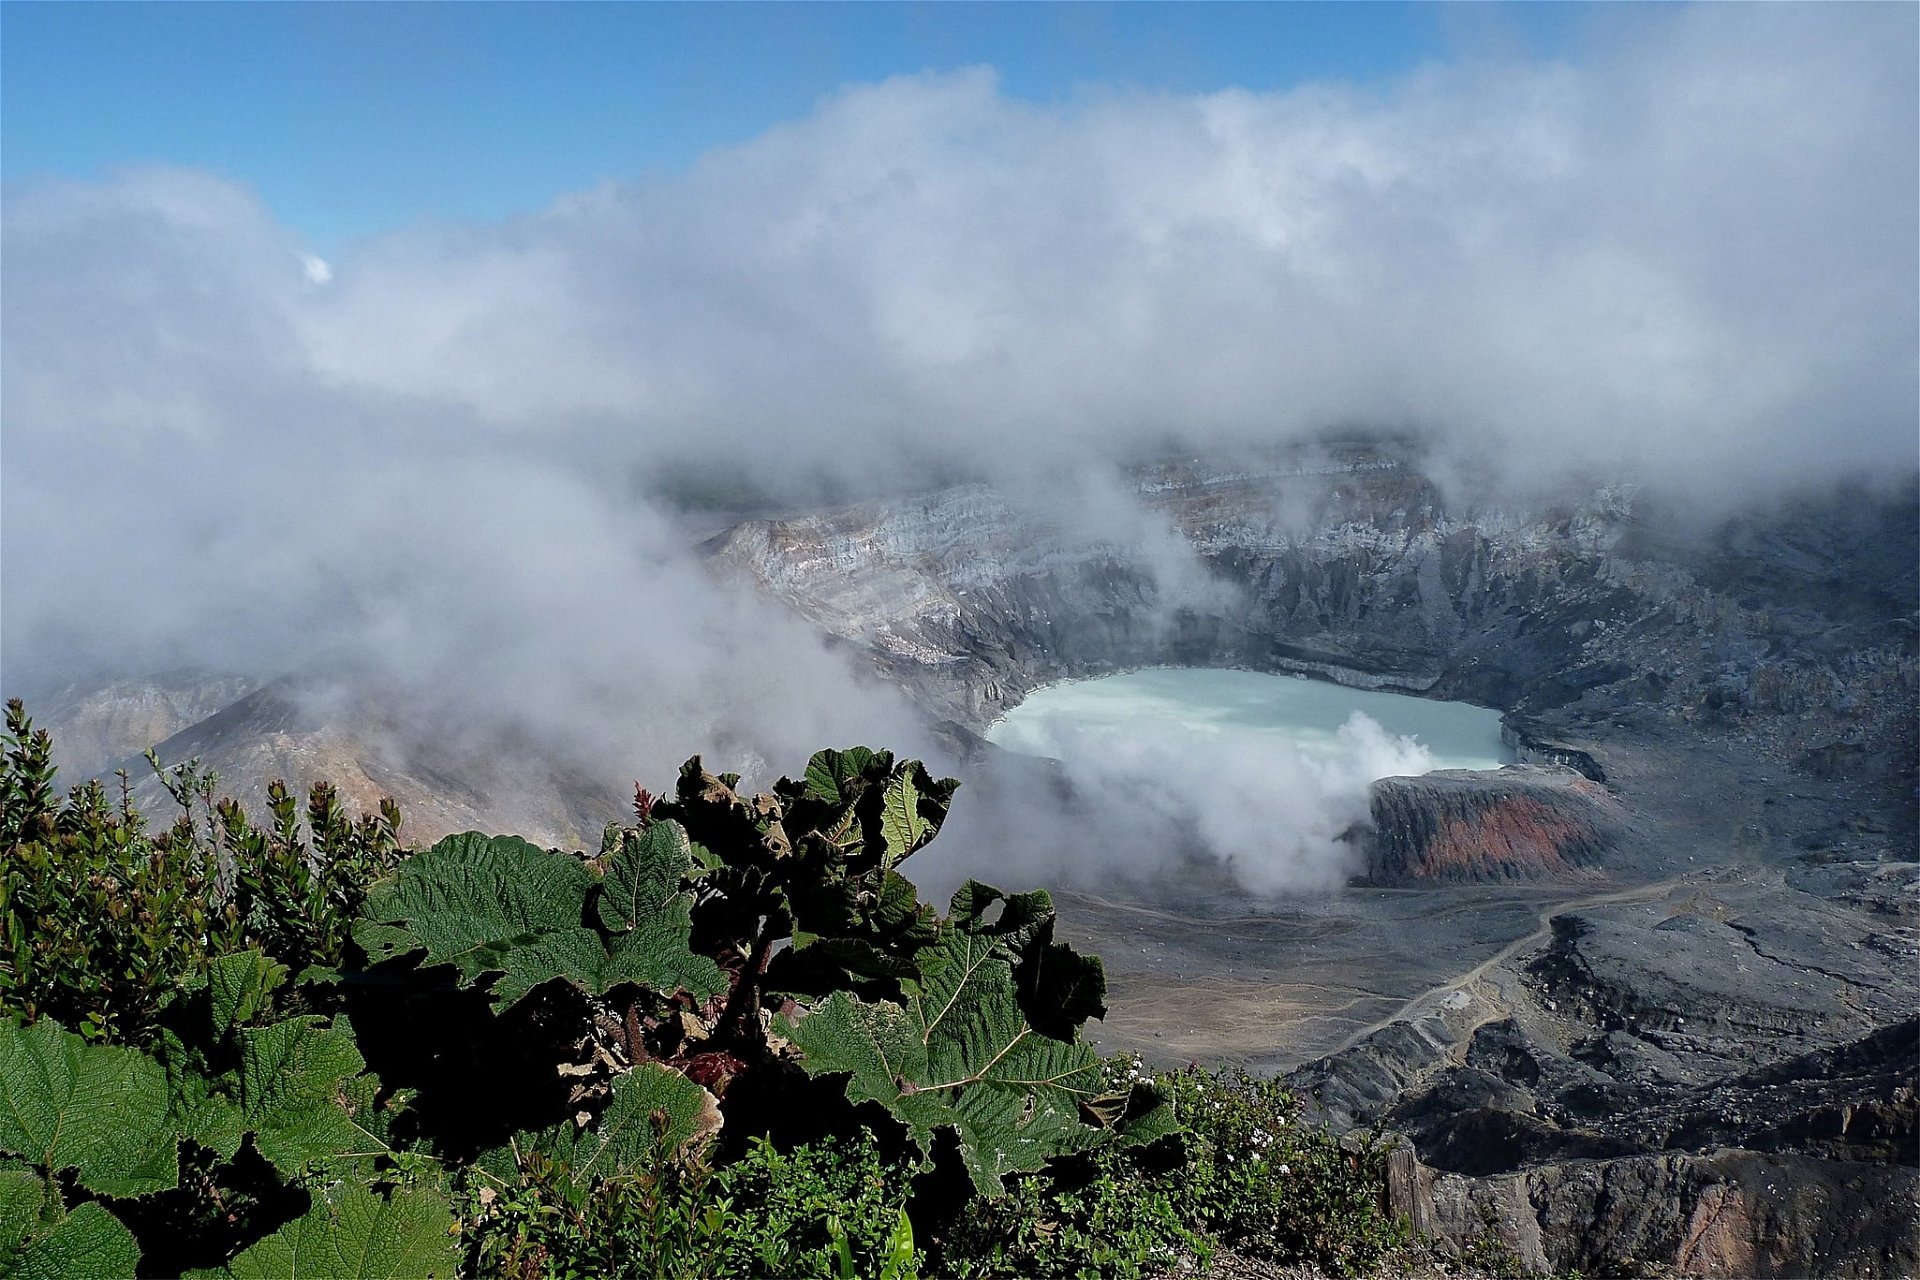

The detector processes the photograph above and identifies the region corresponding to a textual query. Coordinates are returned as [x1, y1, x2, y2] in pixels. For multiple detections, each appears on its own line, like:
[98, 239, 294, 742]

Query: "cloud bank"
[2, 4, 1914, 844]
[932, 710, 1436, 900]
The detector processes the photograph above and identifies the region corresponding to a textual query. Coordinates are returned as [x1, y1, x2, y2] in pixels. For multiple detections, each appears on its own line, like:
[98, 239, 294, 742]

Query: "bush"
[460, 1130, 920, 1280]
[0, 700, 400, 1046]
[931, 1056, 1407, 1279]
[1159, 1064, 1409, 1276]
[933, 1141, 1205, 1279]
[0, 702, 1417, 1278]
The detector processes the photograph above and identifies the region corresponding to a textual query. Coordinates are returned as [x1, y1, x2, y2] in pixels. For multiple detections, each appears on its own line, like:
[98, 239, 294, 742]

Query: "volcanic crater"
[31, 440, 1918, 1275]
[706, 441, 1918, 1276]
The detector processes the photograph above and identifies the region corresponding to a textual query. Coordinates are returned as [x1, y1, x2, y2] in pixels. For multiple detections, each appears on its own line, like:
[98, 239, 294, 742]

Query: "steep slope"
[39, 678, 622, 851]
[1362, 765, 1625, 884]
[709, 444, 1916, 815]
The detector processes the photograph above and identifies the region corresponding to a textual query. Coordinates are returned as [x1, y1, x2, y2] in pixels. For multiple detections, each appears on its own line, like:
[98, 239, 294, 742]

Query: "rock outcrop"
[1388, 1145, 1920, 1278]
[708, 445, 1917, 812]
[89, 679, 621, 850]
[1362, 765, 1624, 884]
[1291, 875, 1920, 1276]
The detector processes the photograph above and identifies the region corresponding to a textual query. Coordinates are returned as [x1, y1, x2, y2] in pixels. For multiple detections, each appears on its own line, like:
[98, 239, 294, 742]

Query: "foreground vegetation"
[0, 700, 1410, 1278]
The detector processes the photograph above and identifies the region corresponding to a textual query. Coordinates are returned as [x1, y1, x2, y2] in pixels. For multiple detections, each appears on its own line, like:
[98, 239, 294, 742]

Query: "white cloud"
[0, 3, 1913, 815]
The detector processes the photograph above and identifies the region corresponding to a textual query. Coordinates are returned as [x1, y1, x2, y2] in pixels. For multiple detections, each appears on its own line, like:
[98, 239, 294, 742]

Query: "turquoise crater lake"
[986, 668, 1509, 775]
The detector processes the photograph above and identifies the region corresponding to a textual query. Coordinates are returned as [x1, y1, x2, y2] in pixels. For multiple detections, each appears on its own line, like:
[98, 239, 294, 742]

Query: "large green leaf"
[0, 1169, 47, 1254]
[784, 927, 1109, 1195]
[205, 949, 289, 1039]
[594, 823, 726, 998]
[166, 1061, 250, 1164]
[949, 882, 1107, 1042]
[192, 1185, 458, 1280]
[546, 1063, 723, 1184]
[0, 1020, 177, 1198]
[878, 770, 926, 869]
[354, 833, 599, 1009]
[801, 747, 879, 808]
[10, 1201, 139, 1280]
[235, 1015, 389, 1176]
[354, 829, 722, 1010]
[158, 1007, 400, 1181]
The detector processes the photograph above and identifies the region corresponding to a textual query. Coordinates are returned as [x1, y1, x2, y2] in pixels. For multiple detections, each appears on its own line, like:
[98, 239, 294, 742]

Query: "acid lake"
[985, 667, 1508, 774]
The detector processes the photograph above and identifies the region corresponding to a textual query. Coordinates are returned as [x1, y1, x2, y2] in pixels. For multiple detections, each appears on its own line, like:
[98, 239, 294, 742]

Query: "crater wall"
[708, 445, 1917, 821]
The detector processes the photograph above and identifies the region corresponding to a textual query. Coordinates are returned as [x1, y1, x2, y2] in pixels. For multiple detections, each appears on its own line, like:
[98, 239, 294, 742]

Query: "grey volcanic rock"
[33, 670, 258, 778]
[1362, 765, 1624, 884]
[709, 446, 1916, 807]
[1391, 1146, 1920, 1278]
[1291, 872, 1919, 1275]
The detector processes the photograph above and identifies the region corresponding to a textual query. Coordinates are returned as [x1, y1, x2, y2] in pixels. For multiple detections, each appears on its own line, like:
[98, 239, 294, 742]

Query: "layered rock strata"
[1362, 765, 1624, 884]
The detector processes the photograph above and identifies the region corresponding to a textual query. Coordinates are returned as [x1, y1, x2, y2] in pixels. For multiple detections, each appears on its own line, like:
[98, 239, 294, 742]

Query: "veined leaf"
[205, 950, 288, 1039]
[878, 771, 924, 868]
[191, 1185, 458, 1280]
[11, 1201, 139, 1280]
[354, 829, 722, 1010]
[801, 747, 879, 807]
[0, 1020, 177, 1198]
[354, 832, 598, 1009]
[785, 926, 1109, 1195]
[158, 1011, 401, 1179]
[236, 1015, 389, 1177]
[949, 881, 1107, 1041]
[594, 824, 726, 999]
[546, 1063, 723, 1184]
[0, 1169, 49, 1256]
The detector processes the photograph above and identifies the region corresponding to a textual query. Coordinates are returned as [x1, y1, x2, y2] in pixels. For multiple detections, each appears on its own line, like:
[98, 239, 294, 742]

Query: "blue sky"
[3, 2, 1589, 249]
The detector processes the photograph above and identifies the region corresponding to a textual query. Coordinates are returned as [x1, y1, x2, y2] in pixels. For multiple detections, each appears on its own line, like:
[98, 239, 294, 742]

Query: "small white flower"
[1277, 1163, 1291, 1175]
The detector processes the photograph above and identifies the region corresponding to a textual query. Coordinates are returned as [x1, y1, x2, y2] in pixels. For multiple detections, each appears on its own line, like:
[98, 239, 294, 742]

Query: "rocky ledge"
[1361, 765, 1625, 884]
[1290, 868, 1919, 1275]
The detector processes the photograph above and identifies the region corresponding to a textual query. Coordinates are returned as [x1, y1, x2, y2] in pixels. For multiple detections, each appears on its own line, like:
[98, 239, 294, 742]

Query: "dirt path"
[1322, 875, 1689, 1058]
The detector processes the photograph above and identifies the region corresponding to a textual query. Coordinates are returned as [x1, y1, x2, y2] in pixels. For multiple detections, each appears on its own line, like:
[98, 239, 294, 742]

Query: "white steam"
[1, 4, 1913, 855]
[1068, 710, 1434, 897]
[966, 670, 1472, 898]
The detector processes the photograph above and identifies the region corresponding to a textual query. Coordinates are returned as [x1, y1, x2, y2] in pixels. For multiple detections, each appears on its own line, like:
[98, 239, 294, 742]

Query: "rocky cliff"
[709, 444, 1916, 825]
[1288, 868, 1919, 1275]
[1362, 765, 1624, 884]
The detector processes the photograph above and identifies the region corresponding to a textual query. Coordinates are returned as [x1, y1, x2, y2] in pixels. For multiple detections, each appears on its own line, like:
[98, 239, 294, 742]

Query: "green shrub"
[932, 1059, 1410, 1279]
[0, 700, 400, 1046]
[0, 703, 1419, 1278]
[1160, 1065, 1408, 1276]
[933, 1140, 1206, 1280]
[458, 1130, 920, 1280]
